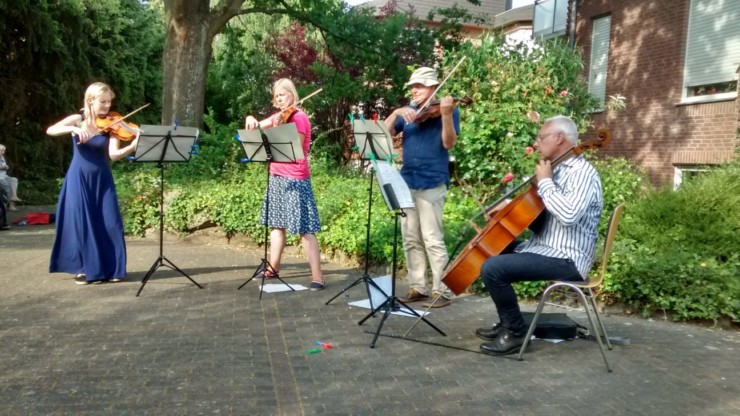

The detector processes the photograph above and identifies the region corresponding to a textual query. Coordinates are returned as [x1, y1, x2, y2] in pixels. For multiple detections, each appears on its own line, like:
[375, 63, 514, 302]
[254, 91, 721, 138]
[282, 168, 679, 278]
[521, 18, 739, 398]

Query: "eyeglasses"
[536, 132, 560, 142]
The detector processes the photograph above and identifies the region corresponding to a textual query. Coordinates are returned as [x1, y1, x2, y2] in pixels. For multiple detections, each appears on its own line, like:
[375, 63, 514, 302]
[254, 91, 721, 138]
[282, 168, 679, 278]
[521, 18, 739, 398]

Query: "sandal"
[256, 270, 278, 280]
[74, 274, 89, 285]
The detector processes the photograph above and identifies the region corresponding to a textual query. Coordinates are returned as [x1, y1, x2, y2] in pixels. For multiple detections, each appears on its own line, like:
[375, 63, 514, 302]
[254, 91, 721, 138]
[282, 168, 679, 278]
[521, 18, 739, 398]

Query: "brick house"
[536, 0, 740, 186]
[362, 0, 535, 40]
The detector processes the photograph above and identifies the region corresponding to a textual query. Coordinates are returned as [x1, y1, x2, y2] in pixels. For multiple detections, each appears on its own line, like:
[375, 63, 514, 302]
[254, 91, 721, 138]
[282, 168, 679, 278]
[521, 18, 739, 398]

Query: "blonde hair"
[82, 82, 115, 128]
[0, 144, 5, 152]
[272, 78, 300, 108]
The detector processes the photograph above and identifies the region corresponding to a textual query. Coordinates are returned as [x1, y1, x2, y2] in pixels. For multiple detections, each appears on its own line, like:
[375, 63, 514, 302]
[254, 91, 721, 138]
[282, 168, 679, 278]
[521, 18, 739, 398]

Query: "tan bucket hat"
[407, 67, 439, 87]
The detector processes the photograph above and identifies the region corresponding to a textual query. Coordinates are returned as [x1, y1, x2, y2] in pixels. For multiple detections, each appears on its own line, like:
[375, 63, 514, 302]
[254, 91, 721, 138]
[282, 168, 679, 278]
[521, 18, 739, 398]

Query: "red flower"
[545, 86, 552, 95]
[559, 90, 568, 97]
[525, 146, 534, 156]
[502, 172, 514, 184]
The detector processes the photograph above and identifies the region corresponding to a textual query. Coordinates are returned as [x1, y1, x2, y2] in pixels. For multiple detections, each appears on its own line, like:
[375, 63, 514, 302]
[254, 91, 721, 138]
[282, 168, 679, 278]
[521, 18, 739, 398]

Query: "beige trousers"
[400, 183, 451, 297]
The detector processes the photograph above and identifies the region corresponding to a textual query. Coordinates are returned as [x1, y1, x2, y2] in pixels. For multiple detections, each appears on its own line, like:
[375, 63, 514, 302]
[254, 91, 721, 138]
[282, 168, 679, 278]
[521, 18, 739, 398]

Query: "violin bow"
[295, 88, 323, 107]
[415, 56, 467, 116]
[95, 103, 150, 134]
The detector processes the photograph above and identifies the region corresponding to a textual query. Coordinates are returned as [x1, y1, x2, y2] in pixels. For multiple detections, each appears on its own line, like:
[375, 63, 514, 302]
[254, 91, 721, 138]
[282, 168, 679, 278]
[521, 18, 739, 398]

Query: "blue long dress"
[49, 131, 126, 282]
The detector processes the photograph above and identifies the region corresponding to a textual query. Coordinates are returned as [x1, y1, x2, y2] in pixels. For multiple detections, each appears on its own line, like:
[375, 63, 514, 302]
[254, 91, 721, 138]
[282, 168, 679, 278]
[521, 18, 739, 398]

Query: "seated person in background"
[477, 115, 603, 356]
[0, 186, 9, 230]
[0, 144, 21, 211]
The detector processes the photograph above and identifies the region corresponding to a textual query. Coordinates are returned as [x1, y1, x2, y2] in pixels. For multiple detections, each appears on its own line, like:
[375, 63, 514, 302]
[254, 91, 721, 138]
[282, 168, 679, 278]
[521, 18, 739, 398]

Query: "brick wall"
[575, 0, 738, 186]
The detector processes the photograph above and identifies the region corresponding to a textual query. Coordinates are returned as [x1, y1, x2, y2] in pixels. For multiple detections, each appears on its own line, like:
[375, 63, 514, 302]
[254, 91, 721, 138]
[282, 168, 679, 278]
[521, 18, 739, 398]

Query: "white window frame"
[533, 0, 568, 40]
[682, 0, 740, 104]
[673, 165, 711, 190]
[587, 15, 611, 111]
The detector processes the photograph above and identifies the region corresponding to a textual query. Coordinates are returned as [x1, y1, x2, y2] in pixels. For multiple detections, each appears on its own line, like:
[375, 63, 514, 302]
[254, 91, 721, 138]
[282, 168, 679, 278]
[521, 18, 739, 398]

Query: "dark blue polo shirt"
[394, 106, 460, 190]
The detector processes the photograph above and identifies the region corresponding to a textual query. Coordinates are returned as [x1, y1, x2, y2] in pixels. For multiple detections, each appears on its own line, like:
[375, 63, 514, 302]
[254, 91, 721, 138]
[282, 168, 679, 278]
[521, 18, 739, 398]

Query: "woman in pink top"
[245, 79, 324, 290]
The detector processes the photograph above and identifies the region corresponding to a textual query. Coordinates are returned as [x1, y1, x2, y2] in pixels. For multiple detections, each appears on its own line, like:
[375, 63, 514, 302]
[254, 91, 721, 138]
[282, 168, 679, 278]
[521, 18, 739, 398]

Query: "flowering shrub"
[441, 34, 599, 203]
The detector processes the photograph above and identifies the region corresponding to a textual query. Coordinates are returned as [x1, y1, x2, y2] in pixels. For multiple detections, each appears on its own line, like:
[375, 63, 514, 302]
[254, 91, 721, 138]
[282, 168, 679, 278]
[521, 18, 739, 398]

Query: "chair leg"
[517, 285, 555, 361]
[574, 289, 612, 372]
[586, 289, 612, 350]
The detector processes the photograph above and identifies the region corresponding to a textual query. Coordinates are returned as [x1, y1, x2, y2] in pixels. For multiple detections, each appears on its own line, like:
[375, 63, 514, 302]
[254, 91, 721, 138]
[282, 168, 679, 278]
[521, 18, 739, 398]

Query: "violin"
[414, 96, 473, 123]
[278, 105, 297, 124]
[249, 88, 323, 130]
[95, 112, 140, 141]
[93, 103, 149, 141]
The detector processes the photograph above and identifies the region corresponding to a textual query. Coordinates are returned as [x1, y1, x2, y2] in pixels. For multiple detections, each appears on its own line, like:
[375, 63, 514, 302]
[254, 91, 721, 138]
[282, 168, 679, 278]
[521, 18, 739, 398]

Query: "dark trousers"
[480, 252, 583, 335]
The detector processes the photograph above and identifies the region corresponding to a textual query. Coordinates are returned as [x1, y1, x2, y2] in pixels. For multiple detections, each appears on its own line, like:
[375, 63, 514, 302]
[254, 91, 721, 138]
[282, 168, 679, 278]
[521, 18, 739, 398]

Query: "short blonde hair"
[0, 144, 5, 152]
[82, 82, 115, 127]
[272, 79, 299, 108]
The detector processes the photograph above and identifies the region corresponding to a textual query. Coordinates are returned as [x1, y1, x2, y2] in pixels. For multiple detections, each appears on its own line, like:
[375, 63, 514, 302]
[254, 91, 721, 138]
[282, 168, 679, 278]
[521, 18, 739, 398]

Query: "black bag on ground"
[522, 312, 581, 339]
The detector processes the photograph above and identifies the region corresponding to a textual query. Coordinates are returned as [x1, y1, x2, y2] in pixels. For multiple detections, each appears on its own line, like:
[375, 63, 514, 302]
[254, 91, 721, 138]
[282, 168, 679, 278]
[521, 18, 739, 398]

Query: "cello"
[441, 128, 612, 295]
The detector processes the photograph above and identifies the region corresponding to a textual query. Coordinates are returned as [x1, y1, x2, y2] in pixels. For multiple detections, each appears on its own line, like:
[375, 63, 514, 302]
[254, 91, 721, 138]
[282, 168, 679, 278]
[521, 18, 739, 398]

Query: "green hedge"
[604, 161, 740, 322]
[111, 127, 736, 323]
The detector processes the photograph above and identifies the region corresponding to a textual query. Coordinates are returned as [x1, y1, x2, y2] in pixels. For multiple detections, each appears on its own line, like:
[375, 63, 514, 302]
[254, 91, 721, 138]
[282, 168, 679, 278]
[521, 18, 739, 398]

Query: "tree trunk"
[162, 0, 242, 127]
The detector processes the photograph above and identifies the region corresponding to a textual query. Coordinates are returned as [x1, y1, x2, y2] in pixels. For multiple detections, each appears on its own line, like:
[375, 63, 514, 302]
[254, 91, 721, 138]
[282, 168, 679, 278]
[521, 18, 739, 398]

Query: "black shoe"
[475, 323, 504, 341]
[480, 331, 526, 356]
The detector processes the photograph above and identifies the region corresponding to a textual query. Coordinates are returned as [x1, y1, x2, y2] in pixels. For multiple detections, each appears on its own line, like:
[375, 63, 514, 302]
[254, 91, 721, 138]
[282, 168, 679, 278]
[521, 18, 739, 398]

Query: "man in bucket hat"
[384, 67, 460, 308]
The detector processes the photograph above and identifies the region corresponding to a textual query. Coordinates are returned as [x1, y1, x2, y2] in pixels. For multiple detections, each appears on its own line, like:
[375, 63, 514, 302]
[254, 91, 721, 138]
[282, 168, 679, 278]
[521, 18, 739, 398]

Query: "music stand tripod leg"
[326, 168, 377, 305]
[361, 212, 446, 347]
[135, 156, 201, 296]
[136, 257, 163, 297]
[236, 136, 294, 296]
[161, 256, 203, 288]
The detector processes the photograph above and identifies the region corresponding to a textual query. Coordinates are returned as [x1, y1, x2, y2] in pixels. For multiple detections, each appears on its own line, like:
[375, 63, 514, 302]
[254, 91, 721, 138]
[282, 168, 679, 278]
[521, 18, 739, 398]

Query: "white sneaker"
[8, 203, 17, 211]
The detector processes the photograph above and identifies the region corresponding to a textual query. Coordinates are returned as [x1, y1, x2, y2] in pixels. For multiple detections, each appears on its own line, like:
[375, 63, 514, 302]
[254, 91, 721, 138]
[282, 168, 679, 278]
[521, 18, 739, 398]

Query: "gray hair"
[544, 115, 578, 144]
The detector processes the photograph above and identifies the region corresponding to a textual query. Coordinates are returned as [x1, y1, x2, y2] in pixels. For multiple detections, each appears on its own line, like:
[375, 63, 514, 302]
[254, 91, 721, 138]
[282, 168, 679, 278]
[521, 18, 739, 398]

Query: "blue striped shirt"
[518, 155, 603, 278]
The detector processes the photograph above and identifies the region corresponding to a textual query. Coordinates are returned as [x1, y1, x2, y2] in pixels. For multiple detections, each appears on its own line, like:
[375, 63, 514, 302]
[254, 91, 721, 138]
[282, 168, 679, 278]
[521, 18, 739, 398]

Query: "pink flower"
[525, 146, 534, 156]
[559, 90, 568, 97]
[502, 172, 514, 184]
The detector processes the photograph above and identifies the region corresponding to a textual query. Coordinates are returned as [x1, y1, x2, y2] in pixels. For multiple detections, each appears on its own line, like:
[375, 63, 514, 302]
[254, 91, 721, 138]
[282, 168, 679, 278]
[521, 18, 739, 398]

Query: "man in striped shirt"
[477, 115, 603, 356]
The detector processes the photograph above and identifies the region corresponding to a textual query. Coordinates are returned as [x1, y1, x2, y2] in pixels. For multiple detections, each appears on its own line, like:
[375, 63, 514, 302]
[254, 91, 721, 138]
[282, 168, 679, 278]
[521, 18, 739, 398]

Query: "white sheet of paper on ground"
[348, 299, 429, 317]
[260, 283, 308, 293]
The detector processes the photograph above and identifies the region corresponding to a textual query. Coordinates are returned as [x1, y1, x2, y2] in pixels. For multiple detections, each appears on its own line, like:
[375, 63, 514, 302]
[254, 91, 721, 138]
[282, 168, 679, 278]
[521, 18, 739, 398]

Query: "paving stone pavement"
[0, 207, 738, 415]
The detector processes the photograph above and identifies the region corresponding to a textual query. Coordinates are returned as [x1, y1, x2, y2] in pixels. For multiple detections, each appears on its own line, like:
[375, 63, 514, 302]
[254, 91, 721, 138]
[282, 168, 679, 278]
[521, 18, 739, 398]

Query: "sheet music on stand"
[353, 118, 394, 160]
[134, 125, 199, 162]
[371, 160, 414, 211]
[236, 123, 304, 163]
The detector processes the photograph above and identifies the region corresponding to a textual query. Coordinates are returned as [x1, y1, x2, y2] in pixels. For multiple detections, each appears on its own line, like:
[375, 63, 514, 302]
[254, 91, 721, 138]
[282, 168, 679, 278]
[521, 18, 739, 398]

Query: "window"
[506, 0, 535, 11]
[533, 0, 568, 39]
[673, 165, 711, 190]
[588, 15, 611, 109]
[683, 0, 740, 102]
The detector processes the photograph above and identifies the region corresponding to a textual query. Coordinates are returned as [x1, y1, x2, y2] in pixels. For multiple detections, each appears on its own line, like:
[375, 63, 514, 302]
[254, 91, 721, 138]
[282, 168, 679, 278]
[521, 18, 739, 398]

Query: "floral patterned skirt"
[260, 175, 321, 235]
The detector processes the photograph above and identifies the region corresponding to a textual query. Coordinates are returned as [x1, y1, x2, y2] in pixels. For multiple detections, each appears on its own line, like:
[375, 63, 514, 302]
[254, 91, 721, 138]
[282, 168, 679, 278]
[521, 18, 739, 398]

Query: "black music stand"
[325, 118, 395, 305]
[235, 123, 304, 299]
[358, 160, 446, 348]
[132, 124, 203, 297]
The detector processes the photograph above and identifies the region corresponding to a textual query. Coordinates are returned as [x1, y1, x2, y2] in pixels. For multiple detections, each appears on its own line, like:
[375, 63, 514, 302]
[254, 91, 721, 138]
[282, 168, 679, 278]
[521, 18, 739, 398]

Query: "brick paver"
[1, 207, 738, 415]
